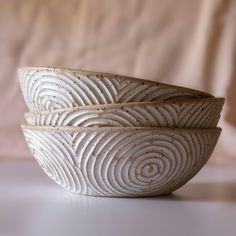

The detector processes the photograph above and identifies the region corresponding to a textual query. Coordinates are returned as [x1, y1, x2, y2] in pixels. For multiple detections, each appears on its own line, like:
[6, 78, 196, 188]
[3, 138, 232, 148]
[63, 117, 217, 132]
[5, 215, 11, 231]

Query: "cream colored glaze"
[18, 67, 213, 112]
[22, 126, 221, 197]
[25, 98, 224, 128]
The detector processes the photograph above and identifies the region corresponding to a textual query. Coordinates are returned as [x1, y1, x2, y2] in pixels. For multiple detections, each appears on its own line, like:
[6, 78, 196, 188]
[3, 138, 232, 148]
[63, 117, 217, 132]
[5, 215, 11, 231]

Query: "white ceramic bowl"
[22, 125, 221, 197]
[18, 67, 213, 112]
[25, 98, 224, 128]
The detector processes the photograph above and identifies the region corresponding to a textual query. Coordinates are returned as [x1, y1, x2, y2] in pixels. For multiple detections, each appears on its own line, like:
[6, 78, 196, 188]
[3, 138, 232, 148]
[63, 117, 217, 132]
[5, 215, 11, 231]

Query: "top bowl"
[18, 67, 213, 112]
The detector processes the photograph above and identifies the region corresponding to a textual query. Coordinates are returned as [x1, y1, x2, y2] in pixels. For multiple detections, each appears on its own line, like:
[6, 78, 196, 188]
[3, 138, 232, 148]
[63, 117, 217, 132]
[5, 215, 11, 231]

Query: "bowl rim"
[21, 124, 222, 133]
[24, 97, 225, 117]
[18, 66, 213, 97]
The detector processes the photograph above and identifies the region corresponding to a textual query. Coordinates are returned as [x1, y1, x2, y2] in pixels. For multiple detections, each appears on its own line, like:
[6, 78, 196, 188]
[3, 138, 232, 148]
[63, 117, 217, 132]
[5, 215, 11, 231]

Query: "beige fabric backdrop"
[0, 0, 235, 163]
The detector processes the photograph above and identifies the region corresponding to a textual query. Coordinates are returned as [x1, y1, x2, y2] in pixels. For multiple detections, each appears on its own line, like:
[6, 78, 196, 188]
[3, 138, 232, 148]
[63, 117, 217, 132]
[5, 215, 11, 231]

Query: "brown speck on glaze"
[72, 102, 77, 107]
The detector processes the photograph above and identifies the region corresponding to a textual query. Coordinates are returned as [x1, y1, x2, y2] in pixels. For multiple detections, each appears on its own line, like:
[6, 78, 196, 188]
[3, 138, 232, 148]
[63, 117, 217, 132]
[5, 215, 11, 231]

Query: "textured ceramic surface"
[22, 125, 221, 197]
[25, 98, 224, 128]
[18, 67, 213, 112]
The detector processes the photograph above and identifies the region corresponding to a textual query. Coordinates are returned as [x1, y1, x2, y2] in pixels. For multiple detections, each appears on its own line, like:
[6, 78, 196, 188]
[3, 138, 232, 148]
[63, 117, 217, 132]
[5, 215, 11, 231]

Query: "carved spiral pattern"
[19, 68, 212, 112]
[22, 127, 221, 197]
[25, 99, 224, 128]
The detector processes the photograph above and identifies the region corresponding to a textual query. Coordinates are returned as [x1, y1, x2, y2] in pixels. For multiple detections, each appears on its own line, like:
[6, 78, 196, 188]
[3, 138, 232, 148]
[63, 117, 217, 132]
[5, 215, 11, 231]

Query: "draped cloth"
[0, 0, 235, 163]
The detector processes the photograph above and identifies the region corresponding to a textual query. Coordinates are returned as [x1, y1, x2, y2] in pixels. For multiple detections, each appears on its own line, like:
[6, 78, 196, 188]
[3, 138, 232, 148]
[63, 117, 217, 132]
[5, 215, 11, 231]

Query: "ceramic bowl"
[22, 125, 221, 197]
[18, 67, 213, 112]
[25, 98, 224, 128]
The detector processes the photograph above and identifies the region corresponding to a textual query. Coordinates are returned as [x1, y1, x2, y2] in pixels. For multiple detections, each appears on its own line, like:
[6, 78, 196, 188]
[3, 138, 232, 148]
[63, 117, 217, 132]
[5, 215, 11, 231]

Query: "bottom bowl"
[22, 125, 221, 197]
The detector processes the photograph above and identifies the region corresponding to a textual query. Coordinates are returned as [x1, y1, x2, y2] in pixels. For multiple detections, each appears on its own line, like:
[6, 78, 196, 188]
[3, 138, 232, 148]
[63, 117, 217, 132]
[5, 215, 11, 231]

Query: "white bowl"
[18, 67, 213, 112]
[25, 98, 224, 128]
[22, 125, 221, 197]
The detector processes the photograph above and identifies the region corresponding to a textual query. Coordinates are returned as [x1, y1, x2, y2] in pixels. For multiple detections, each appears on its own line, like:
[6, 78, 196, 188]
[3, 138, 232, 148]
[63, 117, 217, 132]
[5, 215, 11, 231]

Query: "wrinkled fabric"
[0, 0, 235, 163]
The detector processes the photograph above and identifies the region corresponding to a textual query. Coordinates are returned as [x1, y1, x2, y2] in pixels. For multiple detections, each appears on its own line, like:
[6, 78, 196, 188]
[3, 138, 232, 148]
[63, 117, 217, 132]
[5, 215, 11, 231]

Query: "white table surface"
[1, 161, 236, 236]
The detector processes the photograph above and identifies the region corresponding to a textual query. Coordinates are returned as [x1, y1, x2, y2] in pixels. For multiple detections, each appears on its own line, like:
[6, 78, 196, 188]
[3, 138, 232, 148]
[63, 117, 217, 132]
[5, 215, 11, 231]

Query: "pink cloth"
[0, 0, 235, 163]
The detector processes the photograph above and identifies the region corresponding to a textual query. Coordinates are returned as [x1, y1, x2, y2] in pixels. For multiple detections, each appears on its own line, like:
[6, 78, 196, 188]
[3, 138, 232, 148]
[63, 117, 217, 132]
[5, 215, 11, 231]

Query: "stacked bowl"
[19, 67, 224, 197]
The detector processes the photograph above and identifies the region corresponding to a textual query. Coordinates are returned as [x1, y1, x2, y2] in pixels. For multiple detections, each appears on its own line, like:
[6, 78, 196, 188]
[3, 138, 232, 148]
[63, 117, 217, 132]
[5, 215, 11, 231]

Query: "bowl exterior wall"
[22, 127, 220, 197]
[25, 99, 224, 128]
[19, 68, 212, 112]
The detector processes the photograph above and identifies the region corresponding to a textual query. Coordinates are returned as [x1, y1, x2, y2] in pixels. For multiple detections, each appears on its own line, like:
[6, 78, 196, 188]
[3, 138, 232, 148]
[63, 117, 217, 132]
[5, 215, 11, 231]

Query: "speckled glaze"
[25, 98, 224, 128]
[18, 67, 213, 112]
[22, 125, 221, 197]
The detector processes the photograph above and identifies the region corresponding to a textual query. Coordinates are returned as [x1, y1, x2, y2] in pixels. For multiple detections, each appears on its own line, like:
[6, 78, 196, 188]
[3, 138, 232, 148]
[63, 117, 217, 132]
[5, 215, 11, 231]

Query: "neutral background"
[0, 0, 235, 163]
